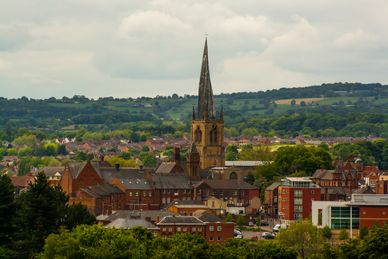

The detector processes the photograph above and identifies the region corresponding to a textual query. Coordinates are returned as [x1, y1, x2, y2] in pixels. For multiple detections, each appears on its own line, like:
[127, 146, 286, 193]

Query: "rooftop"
[158, 215, 205, 225]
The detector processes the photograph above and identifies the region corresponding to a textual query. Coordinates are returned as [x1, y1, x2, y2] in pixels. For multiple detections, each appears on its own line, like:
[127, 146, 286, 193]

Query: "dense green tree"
[277, 220, 322, 259]
[339, 229, 349, 240]
[225, 144, 238, 161]
[64, 204, 96, 230]
[358, 224, 388, 259]
[14, 172, 69, 257]
[321, 226, 332, 241]
[359, 226, 369, 240]
[0, 174, 15, 247]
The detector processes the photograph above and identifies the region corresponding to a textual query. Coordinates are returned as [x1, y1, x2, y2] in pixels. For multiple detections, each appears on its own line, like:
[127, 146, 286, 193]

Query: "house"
[11, 173, 35, 194]
[72, 183, 125, 215]
[204, 196, 227, 216]
[194, 179, 259, 214]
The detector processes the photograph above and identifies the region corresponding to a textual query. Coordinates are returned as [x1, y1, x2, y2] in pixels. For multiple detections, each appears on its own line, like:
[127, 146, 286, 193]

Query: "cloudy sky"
[0, 0, 387, 98]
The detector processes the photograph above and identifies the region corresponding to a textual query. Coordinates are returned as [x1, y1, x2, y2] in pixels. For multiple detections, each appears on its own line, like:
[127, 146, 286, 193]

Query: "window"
[209, 226, 214, 231]
[143, 192, 146, 197]
[330, 207, 360, 229]
[318, 209, 322, 226]
[162, 227, 166, 232]
[311, 190, 315, 194]
[129, 192, 132, 197]
[217, 226, 222, 231]
[209, 236, 214, 241]
[294, 198, 303, 205]
[177, 227, 181, 232]
[183, 227, 187, 232]
[217, 236, 222, 241]
[168, 227, 172, 232]
[294, 190, 303, 197]
[135, 192, 139, 197]
[212, 201, 215, 208]
[148, 192, 152, 197]
[192, 227, 196, 232]
[198, 227, 202, 232]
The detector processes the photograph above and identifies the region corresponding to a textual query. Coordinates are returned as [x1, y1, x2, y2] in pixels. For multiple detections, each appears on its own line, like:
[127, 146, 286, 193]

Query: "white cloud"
[0, 0, 388, 98]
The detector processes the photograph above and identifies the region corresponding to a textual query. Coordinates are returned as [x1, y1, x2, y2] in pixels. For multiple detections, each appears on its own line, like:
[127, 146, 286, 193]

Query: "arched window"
[229, 172, 237, 180]
[210, 125, 217, 144]
[195, 127, 202, 143]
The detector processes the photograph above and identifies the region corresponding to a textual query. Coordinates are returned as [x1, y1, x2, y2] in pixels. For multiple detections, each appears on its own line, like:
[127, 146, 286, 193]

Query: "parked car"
[272, 224, 281, 232]
[261, 232, 275, 240]
[234, 229, 243, 239]
[273, 223, 288, 231]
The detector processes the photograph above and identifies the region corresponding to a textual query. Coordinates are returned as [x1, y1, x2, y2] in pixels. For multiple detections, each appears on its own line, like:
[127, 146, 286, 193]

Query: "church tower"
[190, 38, 225, 169]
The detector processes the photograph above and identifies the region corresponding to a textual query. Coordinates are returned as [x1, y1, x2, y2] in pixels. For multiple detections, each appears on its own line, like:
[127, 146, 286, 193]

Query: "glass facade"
[330, 206, 360, 229]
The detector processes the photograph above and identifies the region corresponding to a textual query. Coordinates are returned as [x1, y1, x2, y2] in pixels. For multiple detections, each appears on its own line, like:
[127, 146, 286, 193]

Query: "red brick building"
[60, 161, 103, 196]
[264, 182, 280, 218]
[278, 177, 321, 221]
[157, 213, 234, 243]
[72, 184, 125, 215]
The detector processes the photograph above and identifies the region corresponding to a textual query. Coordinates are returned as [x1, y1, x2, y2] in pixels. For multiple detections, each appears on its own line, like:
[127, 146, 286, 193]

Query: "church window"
[210, 125, 217, 144]
[195, 127, 202, 143]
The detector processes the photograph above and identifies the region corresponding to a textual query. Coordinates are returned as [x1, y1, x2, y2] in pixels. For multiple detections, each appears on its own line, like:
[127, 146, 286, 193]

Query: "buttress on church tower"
[189, 39, 225, 170]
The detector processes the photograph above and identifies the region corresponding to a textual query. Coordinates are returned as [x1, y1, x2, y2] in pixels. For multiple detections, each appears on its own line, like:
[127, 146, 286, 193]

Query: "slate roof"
[102, 210, 177, 223]
[81, 184, 123, 198]
[99, 167, 153, 182]
[158, 215, 205, 225]
[118, 178, 152, 190]
[152, 174, 192, 189]
[67, 162, 88, 179]
[39, 166, 65, 177]
[155, 162, 179, 174]
[196, 179, 257, 190]
[197, 213, 222, 223]
[312, 169, 336, 180]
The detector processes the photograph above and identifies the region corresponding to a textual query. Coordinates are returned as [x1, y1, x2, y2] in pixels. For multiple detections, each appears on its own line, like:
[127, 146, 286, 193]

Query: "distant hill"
[1, 82, 388, 138]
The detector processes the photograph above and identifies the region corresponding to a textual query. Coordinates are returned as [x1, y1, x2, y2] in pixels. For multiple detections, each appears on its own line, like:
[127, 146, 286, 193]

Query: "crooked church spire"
[197, 38, 215, 120]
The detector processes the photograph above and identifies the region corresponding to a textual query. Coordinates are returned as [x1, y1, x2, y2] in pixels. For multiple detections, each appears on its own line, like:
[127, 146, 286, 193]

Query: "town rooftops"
[158, 215, 205, 225]
[196, 179, 257, 190]
[152, 174, 192, 189]
[81, 183, 123, 198]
